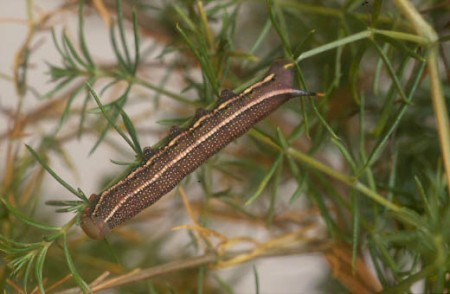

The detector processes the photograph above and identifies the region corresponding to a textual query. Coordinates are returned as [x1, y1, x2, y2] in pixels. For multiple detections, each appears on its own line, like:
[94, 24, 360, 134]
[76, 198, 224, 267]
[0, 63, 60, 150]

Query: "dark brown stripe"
[81, 60, 314, 239]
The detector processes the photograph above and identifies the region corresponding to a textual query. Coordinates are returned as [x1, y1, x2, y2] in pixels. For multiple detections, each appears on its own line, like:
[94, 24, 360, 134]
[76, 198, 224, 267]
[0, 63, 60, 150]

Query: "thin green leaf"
[293, 29, 317, 60]
[54, 82, 87, 133]
[253, 265, 260, 294]
[175, 21, 219, 95]
[173, 5, 196, 31]
[0, 198, 60, 231]
[372, 43, 388, 96]
[87, 84, 138, 154]
[331, 137, 357, 172]
[414, 177, 432, 217]
[120, 108, 142, 155]
[297, 30, 372, 62]
[308, 183, 336, 236]
[62, 31, 88, 69]
[63, 234, 91, 292]
[25, 145, 84, 200]
[78, 0, 94, 67]
[311, 101, 340, 141]
[267, 0, 292, 56]
[23, 253, 35, 292]
[247, 18, 271, 58]
[34, 245, 49, 294]
[276, 127, 289, 150]
[116, 0, 132, 66]
[46, 200, 85, 213]
[77, 77, 97, 138]
[131, 8, 140, 75]
[365, 58, 426, 168]
[110, 22, 129, 73]
[41, 76, 75, 99]
[51, 28, 70, 63]
[276, 128, 307, 203]
[371, 39, 408, 103]
[373, 54, 410, 137]
[245, 153, 283, 206]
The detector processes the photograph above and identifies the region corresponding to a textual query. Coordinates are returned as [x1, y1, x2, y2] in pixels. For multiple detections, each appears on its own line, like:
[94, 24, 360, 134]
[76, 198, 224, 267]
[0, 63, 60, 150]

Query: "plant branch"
[394, 0, 450, 195]
[57, 240, 331, 293]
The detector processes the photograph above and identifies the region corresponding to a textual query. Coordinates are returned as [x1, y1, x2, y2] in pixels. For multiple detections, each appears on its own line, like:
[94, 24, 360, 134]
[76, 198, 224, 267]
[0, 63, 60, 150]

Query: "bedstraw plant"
[0, 0, 449, 292]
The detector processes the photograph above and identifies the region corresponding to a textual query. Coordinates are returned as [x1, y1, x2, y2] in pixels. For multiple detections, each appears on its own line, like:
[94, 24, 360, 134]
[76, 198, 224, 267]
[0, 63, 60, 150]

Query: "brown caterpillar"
[81, 60, 315, 239]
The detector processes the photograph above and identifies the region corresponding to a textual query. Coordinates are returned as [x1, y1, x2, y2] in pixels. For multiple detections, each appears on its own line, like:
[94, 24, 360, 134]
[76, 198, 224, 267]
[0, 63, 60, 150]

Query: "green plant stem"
[287, 147, 401, 212]
[297, 1, 450, 196]
[394, 0, 450, 195]
[248, 129, 400, 212]
[296, 28, 428, 63]
[296, 30, 371, 62]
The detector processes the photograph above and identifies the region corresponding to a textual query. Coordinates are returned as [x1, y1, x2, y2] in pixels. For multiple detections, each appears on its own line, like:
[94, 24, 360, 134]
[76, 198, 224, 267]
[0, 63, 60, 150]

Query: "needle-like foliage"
[0, 0, 449, 292]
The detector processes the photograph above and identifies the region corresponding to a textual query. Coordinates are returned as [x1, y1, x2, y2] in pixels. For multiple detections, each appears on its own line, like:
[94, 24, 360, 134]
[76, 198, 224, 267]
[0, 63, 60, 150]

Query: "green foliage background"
[0, 0, 449, 293]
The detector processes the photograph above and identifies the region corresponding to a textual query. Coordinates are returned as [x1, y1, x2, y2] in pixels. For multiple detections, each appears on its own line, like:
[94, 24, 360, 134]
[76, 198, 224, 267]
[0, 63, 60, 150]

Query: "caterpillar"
[81, 60, 316, 239]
